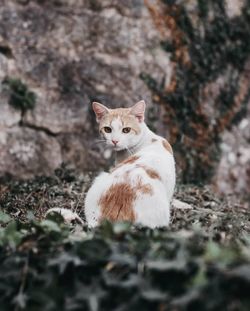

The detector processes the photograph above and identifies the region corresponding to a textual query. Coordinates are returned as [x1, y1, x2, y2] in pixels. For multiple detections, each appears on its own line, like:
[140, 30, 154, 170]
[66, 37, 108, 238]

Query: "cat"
[47, 100, 176, 228]
[84, 100, 176, 228]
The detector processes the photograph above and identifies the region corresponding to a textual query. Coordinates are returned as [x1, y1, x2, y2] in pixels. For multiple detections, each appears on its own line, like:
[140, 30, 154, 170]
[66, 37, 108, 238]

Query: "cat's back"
[112, 136, 175, 187]
[138, 135, 174, 163]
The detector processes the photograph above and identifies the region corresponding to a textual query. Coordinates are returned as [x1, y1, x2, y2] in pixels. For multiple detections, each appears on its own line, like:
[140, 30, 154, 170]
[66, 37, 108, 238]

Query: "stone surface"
[215, 116, 250, 201]
[0, 0, 249, 203]
[0, 0, 171, 178]
[0, 94, 21, 128]
[0, 127, 62, 178]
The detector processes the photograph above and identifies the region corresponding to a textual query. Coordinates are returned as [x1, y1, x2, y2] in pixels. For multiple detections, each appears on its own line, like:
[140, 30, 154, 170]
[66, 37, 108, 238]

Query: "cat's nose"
[112, 140, 119, 146]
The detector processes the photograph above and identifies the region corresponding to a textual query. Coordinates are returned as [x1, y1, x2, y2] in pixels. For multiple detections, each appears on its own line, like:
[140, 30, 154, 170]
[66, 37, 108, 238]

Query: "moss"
[0, 45, 13, 58]
[88, 0, 102, 11]
[197, 0, 209, 19]
[160, 40, 175, 53]
[162, 0, 176, 5]
[3, 78, 36, 113]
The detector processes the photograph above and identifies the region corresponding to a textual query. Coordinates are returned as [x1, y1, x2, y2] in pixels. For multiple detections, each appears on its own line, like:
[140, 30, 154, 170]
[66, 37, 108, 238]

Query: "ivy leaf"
[12, 292, 28, 309]
[113, 222, 132, 235]
[204, 241, 238, 265]
[0, 210, 12, 224]
[3, 222, 23, 248]
[140, 289, 168, 301]
[45, 211, 65, 224]
[78, 239, 111, 262]
[227, 265, 250, 284]
[40, 220, 61, 233]
[48, 252, 82, 274]
[26, 211, 35, 222]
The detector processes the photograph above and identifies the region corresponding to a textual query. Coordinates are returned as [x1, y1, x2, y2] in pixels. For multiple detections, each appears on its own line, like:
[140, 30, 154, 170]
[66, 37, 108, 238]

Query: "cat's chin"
[113, 146, 125, 151]
[112, 145, 128, 152]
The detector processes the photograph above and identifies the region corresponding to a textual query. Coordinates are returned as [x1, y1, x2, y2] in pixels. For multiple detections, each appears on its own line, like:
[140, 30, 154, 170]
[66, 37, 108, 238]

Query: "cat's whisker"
[90, 140, 107, 146]
[125, 146, 133, 156]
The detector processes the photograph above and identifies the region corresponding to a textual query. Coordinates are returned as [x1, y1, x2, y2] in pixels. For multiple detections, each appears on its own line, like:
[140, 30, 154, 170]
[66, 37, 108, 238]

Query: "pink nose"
[112, 140, 119, 146]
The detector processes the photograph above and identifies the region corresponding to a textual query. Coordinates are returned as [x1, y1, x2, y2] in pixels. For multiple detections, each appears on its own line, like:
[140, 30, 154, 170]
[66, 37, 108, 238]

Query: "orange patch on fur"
[162, 139, 173, 154]
[99, 182, 136, 222]
[99, 178, 153, 223]
[136, 178, 154, 195]
[109, 108, 131, 116]
[111, 155, 140, 172]
[136, 164, 161, 180]
[122, 155, 140, 165]
[120, 115, 141, 134]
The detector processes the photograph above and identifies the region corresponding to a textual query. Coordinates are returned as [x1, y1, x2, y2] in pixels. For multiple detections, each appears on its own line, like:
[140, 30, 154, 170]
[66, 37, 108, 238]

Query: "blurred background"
[0, 0, 249, 204]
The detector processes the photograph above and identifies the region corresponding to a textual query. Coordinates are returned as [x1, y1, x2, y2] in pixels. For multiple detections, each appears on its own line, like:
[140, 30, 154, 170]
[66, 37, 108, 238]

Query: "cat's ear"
[92, 102, 109, 123]
[130, 100, 146, 123]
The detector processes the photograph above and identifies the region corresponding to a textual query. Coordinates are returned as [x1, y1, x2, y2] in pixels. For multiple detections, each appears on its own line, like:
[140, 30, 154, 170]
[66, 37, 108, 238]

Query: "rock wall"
[142, 0, 250, 201]
[0, 0, 168, 177]
[0, 0, 249, 200]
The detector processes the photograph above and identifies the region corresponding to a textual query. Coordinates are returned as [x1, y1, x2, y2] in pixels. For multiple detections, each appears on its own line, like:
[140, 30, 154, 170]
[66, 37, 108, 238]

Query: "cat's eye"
[122, 127, 131, 133]
[103, 126, 112, 133]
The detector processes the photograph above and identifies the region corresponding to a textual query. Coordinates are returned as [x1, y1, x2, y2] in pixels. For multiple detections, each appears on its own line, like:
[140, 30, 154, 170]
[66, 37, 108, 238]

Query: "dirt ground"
[0, 167, 250, 311]
[0, 166, 249, 240]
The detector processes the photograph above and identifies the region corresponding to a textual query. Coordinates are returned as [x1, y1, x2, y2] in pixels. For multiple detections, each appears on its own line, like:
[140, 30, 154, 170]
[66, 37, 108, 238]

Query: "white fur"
[85, 122, 176, 228]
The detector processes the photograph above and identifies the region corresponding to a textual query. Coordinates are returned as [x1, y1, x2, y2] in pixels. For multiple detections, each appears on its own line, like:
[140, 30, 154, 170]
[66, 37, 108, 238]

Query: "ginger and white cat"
[85, 100, 175, 228]
[47, 100, 176, 228]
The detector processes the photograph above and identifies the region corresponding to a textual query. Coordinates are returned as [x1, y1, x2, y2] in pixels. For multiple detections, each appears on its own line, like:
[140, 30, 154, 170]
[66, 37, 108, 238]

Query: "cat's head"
[92, 100, 146, 151]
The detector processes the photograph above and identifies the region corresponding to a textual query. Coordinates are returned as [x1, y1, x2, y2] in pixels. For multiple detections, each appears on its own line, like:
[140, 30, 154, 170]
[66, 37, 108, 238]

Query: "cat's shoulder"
[146, 135, 173, 155]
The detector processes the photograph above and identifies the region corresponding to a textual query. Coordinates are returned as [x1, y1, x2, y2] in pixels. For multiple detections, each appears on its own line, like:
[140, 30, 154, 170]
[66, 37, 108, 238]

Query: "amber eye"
[122, 127, 131, 133]
[103, 126, 112, 133]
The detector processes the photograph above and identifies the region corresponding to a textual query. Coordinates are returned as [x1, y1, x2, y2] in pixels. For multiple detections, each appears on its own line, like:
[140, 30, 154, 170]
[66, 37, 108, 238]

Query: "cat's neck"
[115, 150, 129, 164]
[115, 123, 155, 164]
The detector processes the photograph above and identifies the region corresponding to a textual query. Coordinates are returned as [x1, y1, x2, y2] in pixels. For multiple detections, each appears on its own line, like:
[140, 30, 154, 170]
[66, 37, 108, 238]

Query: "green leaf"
[204, 241, 239, 265]
[0, 211, 12, 224]
[140, 289, 167, 301]
[191, 266, 207, 287]
[40, 220, 61, 233]
[12, 292, 28, 309]
[49, 252, 82, 274]
[26, 211, 35, 221]
[45, 211, 65, 224]
[2, 222, 23, 248]
[113, 221, 132, 234]
[204, 241, 221, 261]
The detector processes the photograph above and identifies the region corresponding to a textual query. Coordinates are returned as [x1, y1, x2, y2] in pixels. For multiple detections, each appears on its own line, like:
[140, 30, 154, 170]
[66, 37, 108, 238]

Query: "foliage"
[3, 77, 36, 113]
[0, 214, 249, 311]
[0, 170, 249, 310]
